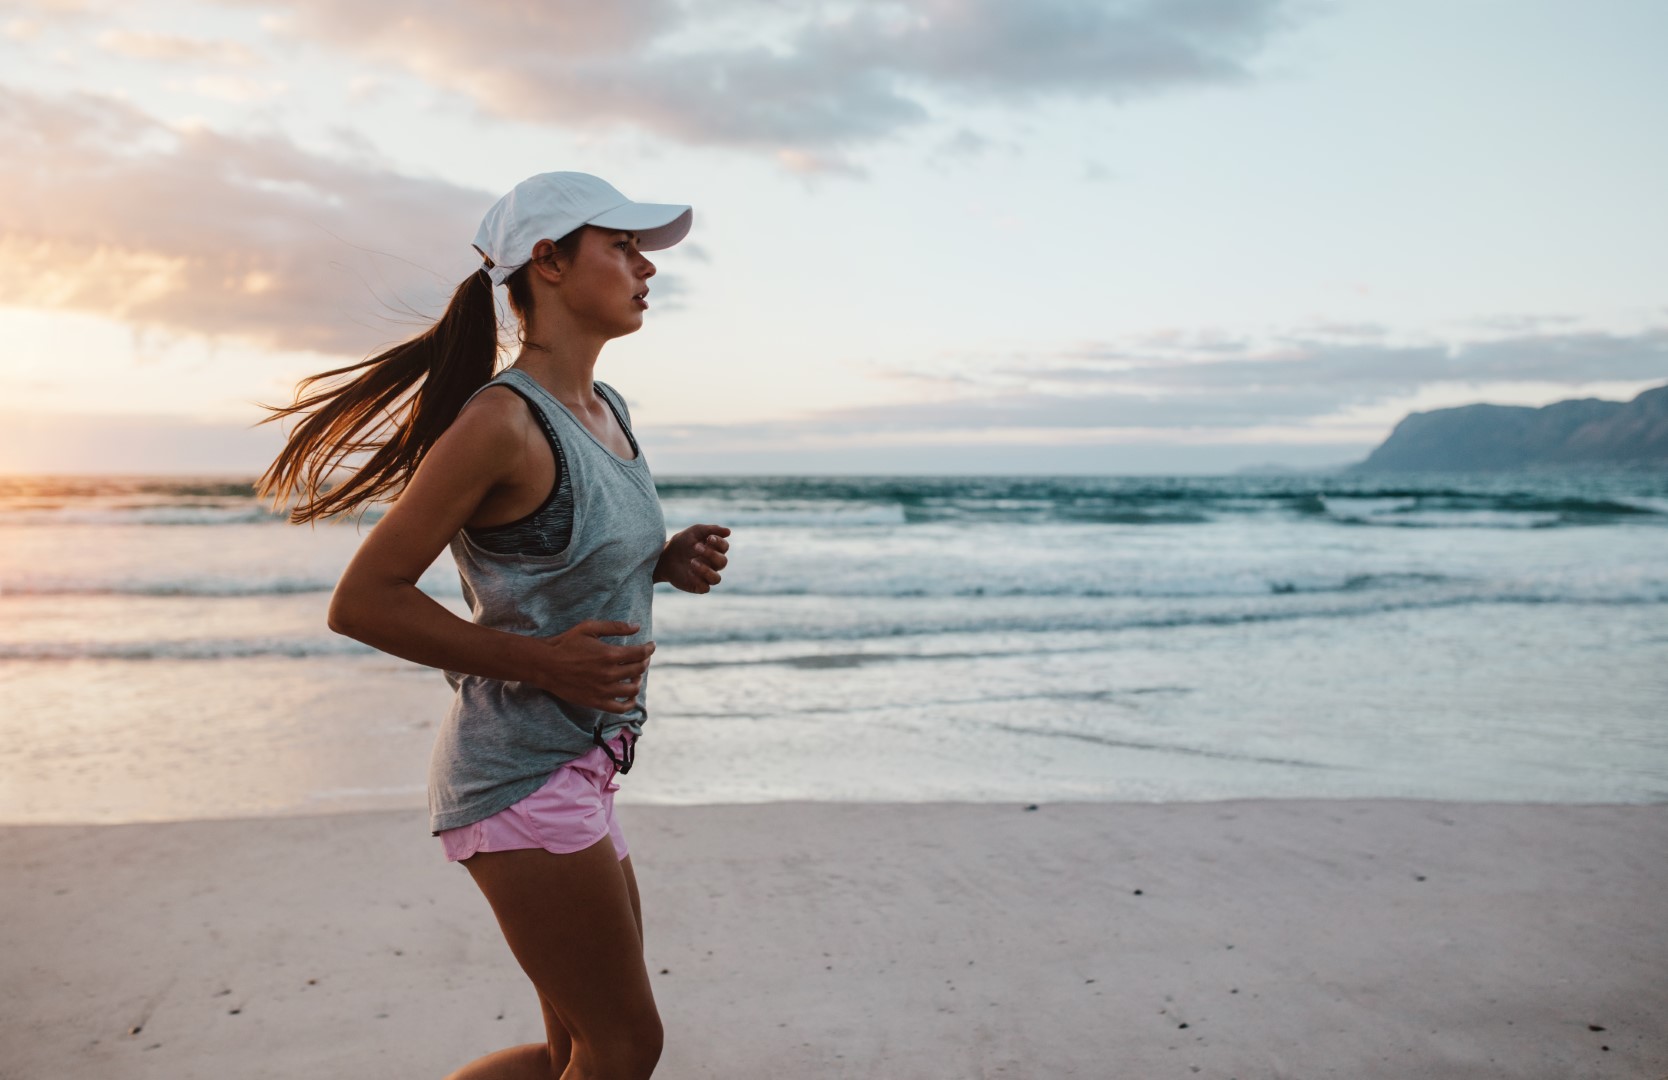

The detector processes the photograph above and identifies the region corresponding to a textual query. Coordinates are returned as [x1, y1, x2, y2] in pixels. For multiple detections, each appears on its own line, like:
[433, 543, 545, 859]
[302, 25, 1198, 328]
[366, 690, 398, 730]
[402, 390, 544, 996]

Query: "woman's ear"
[529, 238, 564, 285]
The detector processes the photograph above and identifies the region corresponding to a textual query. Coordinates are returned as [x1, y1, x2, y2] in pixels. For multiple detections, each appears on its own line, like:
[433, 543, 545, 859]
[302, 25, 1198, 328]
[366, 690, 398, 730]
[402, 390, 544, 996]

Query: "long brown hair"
[255, 231, 580, 524]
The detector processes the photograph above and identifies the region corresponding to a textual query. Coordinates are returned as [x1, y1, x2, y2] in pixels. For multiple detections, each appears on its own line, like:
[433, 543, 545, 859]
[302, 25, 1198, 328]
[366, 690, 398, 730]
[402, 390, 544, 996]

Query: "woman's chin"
[596, 312, 645, 340]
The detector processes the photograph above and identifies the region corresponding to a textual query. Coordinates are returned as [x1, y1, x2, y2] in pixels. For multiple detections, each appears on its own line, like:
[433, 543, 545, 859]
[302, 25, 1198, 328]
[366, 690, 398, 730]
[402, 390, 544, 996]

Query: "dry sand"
[3, 800, 1665, 1079]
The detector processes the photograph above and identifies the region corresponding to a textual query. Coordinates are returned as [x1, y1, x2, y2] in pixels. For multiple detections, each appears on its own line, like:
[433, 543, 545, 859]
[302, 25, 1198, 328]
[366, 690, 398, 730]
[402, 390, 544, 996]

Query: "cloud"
[1042, 326, 1668, 399]
[0, 0, 102, 20]
[828, 0, 1288, 100]
[0, 0, 103, 40]
[776, 148, 871, 180]
[928, 126, 1023, 166]
[166, 74, 289, 102]
[96, 27, 262, 65]
[1082, 159, 1114, 182]
[0, 408, 288, 474]
[345, 73, 387, 104]
[691, 326, 1668, 438]
[795, 385, 1346, 431]
[240, 0, 1297, 167]
[0, 84, 499, 354]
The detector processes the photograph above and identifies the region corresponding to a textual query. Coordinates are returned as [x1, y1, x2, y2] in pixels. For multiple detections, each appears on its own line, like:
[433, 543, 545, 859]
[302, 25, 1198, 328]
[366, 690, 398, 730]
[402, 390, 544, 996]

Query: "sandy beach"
[4, 799, 1665, 1079]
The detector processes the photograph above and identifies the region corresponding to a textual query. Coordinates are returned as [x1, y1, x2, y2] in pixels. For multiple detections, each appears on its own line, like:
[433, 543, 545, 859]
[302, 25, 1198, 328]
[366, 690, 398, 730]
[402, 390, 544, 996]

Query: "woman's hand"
[530, 620, 655, 713]
[655, 524, 731, 594]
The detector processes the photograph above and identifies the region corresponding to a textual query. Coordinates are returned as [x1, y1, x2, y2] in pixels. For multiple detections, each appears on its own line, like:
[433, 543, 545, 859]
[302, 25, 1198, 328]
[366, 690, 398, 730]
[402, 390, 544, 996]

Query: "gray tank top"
[428, 367, 665, 834]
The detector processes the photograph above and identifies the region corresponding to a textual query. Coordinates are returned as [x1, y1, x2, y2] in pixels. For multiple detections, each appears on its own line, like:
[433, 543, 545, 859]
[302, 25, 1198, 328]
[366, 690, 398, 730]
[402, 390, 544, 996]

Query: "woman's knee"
[578, 1013, 663, 1079]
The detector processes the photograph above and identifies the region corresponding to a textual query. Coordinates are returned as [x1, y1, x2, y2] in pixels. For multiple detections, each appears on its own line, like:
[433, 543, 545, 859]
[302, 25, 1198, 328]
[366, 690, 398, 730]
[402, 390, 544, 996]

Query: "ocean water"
[2, 472, 1665, 823]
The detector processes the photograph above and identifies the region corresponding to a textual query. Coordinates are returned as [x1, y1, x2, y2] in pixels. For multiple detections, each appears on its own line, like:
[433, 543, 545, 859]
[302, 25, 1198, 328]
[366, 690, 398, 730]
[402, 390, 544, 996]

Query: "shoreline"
[5, 790, 1668, 830]
[6, 799, 1666, 1078]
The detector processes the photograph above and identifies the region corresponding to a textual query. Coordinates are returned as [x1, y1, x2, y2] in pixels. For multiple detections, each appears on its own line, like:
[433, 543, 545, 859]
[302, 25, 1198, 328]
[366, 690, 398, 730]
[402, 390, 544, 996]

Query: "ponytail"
[255, 267, 499, 524]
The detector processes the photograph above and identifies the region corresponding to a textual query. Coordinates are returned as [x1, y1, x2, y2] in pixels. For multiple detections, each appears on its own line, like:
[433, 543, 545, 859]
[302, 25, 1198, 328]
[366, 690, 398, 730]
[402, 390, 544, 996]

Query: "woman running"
[257, 171, 729, 1079]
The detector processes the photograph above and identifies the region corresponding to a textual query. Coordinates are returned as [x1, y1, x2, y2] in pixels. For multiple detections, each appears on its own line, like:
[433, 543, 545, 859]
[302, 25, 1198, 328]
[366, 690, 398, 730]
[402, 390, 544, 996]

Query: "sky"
[0, 0, 1664, 475]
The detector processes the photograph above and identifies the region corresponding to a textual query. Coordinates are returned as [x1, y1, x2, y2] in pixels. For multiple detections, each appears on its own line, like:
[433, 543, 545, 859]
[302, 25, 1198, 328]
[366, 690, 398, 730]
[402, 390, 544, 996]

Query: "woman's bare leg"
[445, 839, 661, 1080]
[437, 995, 573, 1080]
[619, 854, 644, 946]
[540, 995, 576, 1074]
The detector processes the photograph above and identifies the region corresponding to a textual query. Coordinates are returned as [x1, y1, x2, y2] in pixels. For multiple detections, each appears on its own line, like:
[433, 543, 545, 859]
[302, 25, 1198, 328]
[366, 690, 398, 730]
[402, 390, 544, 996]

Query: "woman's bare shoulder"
[411, 384, 539, 491]
[448, 384, 542, 446]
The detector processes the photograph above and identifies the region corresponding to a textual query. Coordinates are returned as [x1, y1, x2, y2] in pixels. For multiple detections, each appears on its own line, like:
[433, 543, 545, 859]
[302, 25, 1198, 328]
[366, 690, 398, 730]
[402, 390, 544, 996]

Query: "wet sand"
[3, 800, 1665, 1079]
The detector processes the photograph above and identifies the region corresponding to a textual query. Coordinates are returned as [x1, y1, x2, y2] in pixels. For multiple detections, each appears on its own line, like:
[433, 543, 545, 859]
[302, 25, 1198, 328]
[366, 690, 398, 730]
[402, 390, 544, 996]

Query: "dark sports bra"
[461, 382, 638, 557]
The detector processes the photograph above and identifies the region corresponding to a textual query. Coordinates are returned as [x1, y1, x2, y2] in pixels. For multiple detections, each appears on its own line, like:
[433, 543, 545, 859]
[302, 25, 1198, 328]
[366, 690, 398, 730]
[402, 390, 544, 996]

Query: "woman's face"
[549, 226, 657, 337]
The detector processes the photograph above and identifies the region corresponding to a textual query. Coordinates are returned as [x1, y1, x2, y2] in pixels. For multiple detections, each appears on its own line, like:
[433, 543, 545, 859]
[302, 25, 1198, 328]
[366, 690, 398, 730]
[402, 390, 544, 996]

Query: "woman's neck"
[512, 338, 606, 411]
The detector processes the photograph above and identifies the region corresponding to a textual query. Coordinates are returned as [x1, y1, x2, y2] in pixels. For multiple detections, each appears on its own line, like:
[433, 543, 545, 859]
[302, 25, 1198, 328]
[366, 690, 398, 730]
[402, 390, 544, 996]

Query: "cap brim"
[585, 202, 693, 251]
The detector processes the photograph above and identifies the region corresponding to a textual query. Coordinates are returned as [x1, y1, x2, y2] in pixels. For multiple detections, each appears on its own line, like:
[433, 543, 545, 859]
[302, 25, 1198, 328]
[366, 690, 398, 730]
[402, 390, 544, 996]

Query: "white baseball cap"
[471, 171, 693, 287]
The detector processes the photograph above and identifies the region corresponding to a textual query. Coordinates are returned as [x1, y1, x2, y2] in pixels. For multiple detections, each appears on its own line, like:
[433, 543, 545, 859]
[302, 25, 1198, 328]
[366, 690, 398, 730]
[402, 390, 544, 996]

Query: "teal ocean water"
[2, 472, 1665, 822]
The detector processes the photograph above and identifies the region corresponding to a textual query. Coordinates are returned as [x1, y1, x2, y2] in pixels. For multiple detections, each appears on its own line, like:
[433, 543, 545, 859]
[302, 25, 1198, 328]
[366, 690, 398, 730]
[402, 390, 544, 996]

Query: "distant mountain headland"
[1351, 382, 1668, 472]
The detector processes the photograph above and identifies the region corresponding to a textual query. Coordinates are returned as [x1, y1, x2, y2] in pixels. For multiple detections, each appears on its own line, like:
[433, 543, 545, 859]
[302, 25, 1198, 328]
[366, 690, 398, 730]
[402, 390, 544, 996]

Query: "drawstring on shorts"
[593, 724, 637, 774]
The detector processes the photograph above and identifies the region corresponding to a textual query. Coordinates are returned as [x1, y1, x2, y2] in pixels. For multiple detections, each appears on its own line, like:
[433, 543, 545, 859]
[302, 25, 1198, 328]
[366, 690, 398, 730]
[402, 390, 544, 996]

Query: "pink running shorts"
[439, 732, 633, 863]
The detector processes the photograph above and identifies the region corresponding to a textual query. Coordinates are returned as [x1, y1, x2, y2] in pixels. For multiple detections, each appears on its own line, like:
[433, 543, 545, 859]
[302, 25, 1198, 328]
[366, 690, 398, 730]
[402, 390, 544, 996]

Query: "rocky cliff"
[1352, 383, 1668, 471]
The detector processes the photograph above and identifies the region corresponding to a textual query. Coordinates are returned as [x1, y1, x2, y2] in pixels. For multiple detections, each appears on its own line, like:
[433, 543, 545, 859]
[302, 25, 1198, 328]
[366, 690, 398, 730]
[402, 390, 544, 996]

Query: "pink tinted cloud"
[96, 27, 263, 65]
[0, 84, 488, 354]
[240, 0, 1294, 169]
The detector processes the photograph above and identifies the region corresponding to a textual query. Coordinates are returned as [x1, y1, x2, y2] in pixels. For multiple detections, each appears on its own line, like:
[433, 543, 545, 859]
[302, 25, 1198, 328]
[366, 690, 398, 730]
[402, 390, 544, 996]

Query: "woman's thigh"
[465, 837, 659, 1045]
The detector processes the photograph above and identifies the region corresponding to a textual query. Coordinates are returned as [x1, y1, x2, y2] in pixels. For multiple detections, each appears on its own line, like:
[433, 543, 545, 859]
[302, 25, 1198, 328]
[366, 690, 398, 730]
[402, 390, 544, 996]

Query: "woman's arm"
[327, 390, 653, 713]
